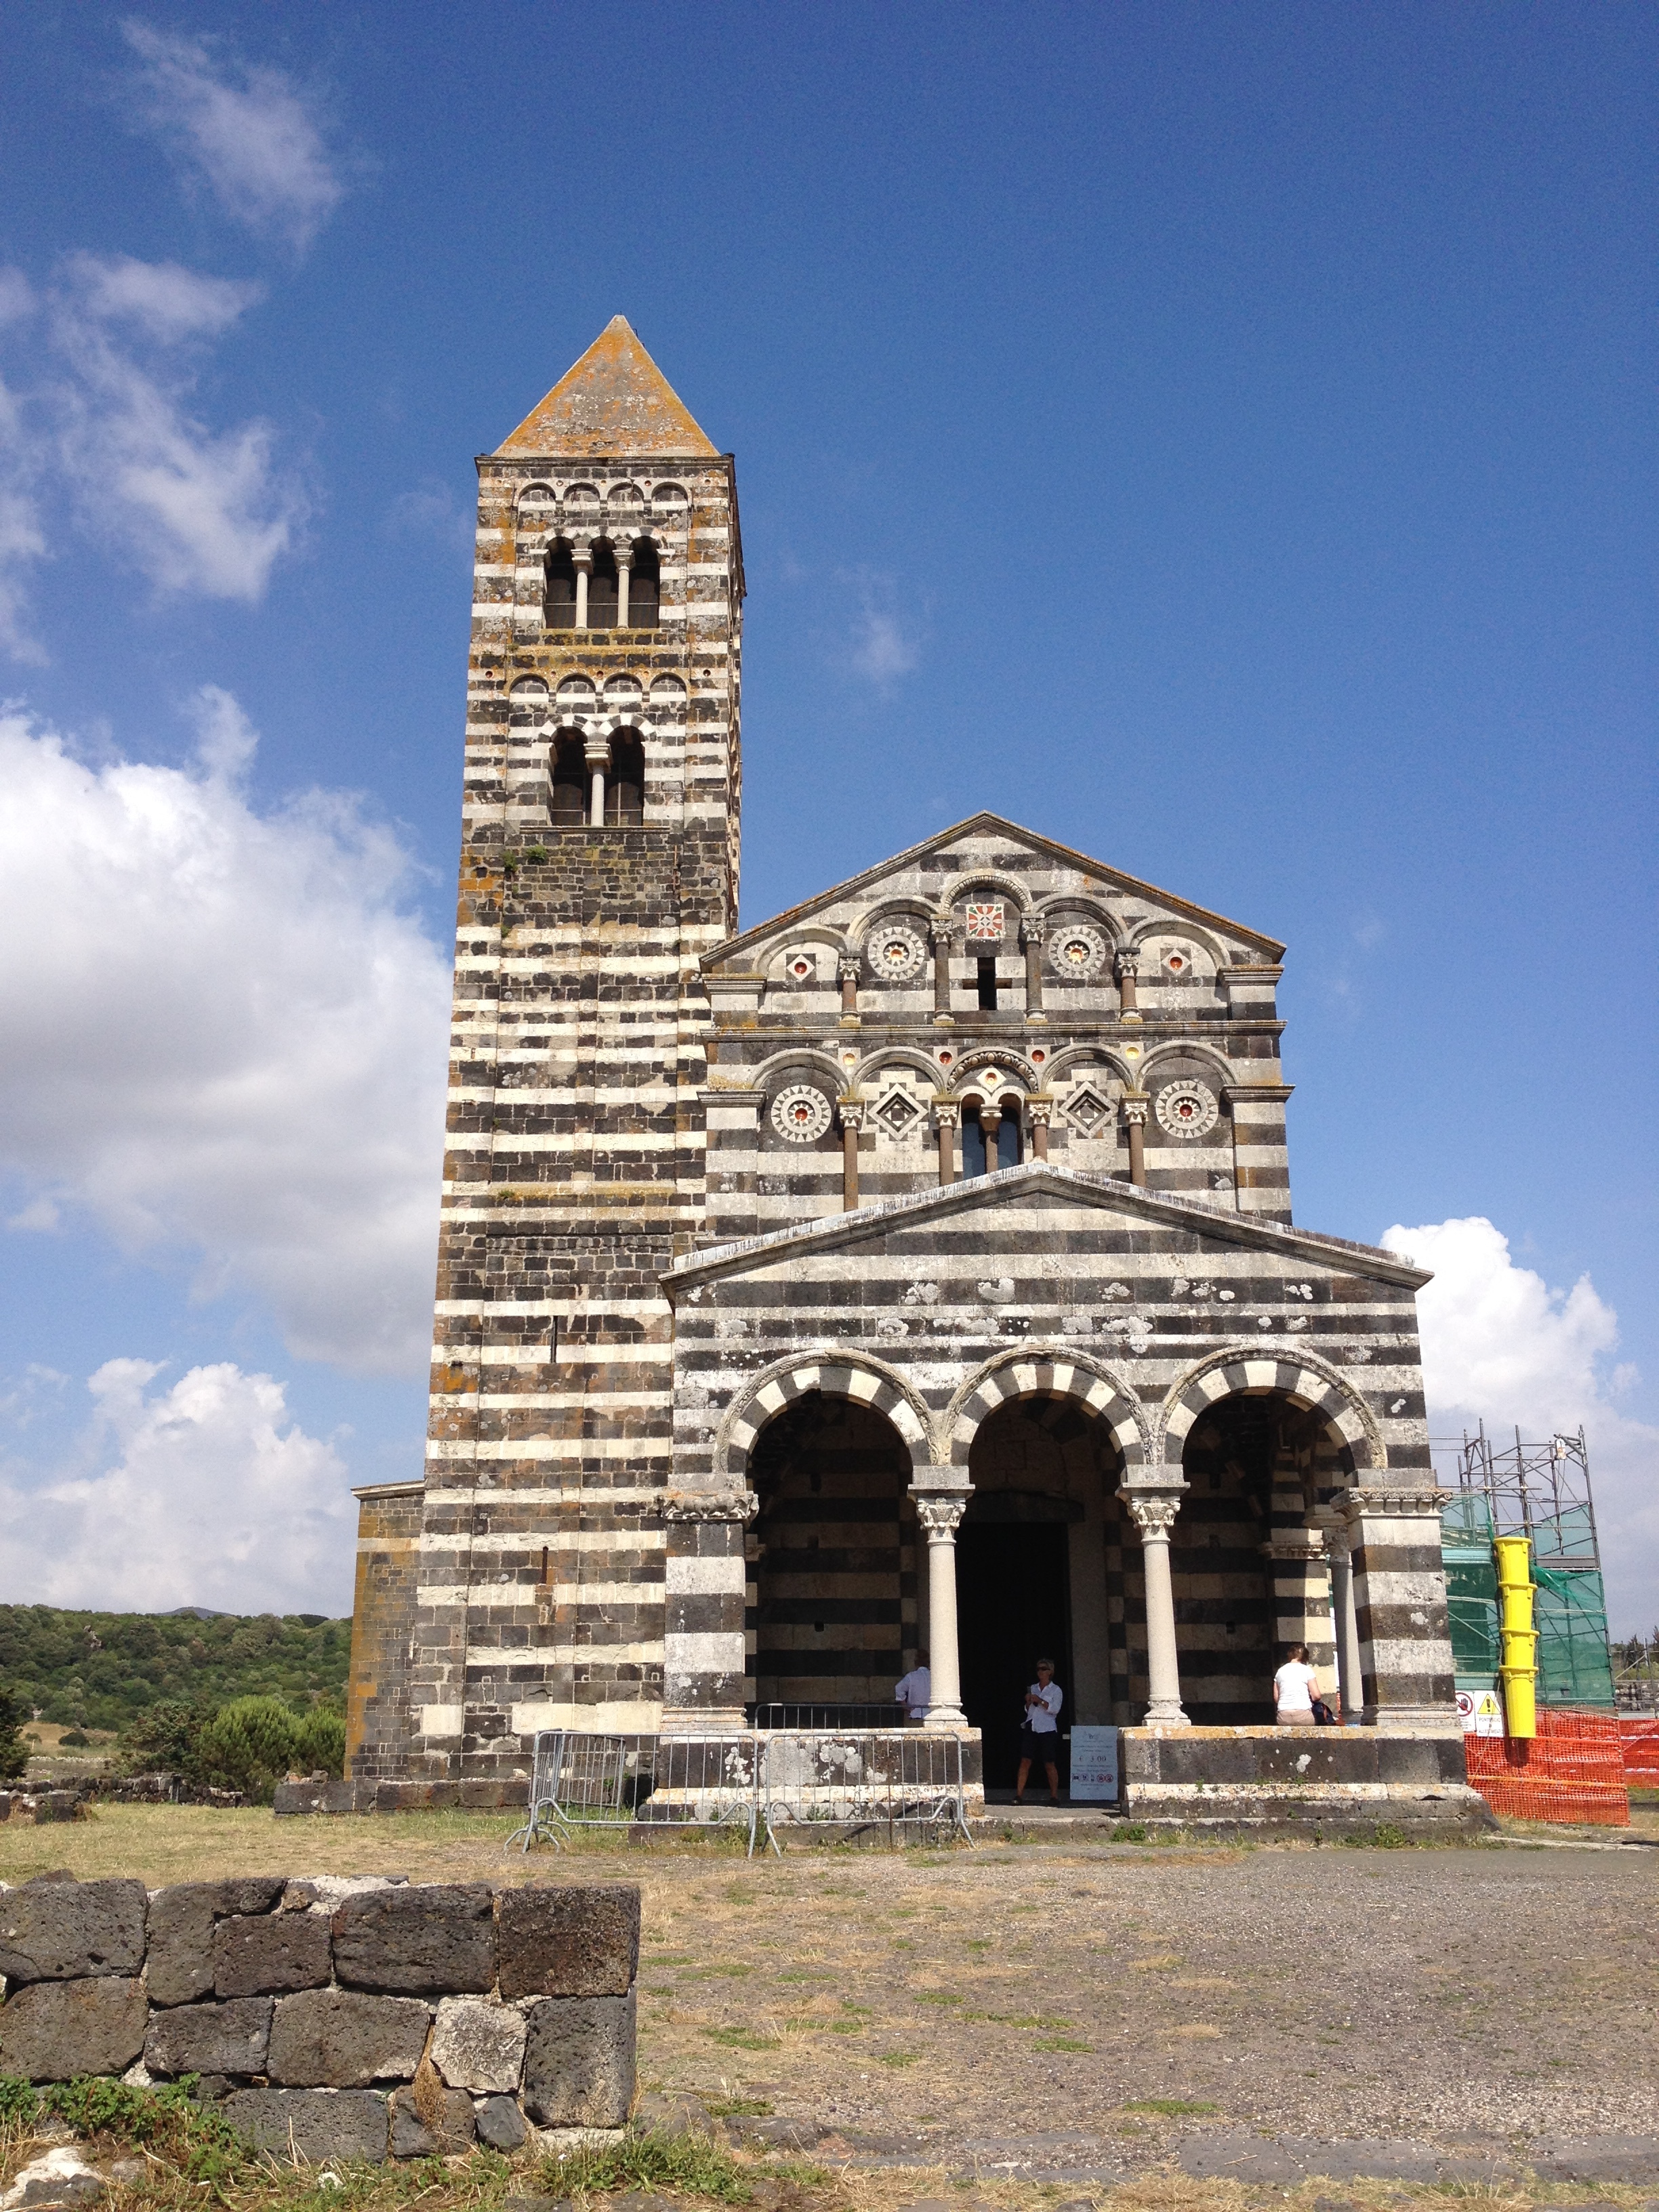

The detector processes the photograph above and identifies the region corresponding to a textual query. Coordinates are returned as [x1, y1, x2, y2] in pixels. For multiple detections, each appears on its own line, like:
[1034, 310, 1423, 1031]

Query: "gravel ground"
[6, 1807, 1655, 2169]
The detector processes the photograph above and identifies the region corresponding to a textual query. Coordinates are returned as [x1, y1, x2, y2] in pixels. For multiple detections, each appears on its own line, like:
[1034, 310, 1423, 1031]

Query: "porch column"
[933, 1097, 958, 1186]
[1021, 914, 1046, 1021]
[1029, 1095, 1051, 1160]
[1324, 1523, 1364, 1725]
[573, 546, 592, 631]
[1334, 1485, 1460, 1733]
[930, 918, 954, 1024]
[837, 1097, 863, 1212]
[584, 733, 611, 826]
[912, 1490, 969, 1725]
[1122, 1092, 1149, 1186]
[1123, 1490, 1190, 1727]
[661, 1489, 758, 1732]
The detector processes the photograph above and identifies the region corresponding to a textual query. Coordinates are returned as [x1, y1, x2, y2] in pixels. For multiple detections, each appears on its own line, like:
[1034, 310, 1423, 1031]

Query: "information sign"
[1067, 1725, 1120, 1803]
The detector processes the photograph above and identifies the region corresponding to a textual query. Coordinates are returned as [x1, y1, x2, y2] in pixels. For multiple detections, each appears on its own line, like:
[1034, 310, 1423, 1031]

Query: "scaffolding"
[1438, 1425, 1615, 1711]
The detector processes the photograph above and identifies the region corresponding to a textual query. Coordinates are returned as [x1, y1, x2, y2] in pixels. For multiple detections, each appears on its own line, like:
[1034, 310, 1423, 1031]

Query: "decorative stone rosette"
[770, 1084, 833, 1143]
[1048, 922, 1108, 981]
[863, 922, 928, 985]
[1155, 1079, 1218, 1139]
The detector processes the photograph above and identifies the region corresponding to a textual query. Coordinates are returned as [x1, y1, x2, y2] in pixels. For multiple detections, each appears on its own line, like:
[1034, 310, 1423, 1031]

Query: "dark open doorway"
[956, 1519, 1073, 1790]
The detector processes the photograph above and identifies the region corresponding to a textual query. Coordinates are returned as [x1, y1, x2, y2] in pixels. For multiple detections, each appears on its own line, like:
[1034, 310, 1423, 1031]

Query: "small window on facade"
[606, 731, 645, 824]
[961, 1105, 987, 1177]
[977, 956, 999, 1010]
[588, 539, 619, 628]
[550, 733, 586, 823]
[628, 537, 660, 628]
[545, 539, 577, 628]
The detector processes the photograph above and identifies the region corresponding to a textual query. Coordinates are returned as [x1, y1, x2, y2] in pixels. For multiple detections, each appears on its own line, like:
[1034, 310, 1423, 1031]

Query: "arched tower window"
[587, 539, 619, 628]
[550, 733, 586, 823]
[544, 538, 576, 628]
[628, 537, 660, 628]
[995, 1093, 1023, 1169]
[605, 731, 645, 824]
[962, 1101, 987, 1177]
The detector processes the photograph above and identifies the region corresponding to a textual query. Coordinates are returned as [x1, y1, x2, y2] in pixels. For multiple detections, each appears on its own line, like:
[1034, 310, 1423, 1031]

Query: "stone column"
[930, 918, 954, 1025]
[1334, 1485, 1460, 1733]
[912, 1490, 970, 1725]
[1021, 915, 1046, 1022]
[1029, 1096, 1051, 1160]
[661, 1490, 758, 1732]
[838, 958, 861, 1025]
[1115, 949, 1141, 1023]
[1122, 1092, 1149, 1186]
[933, 1096, 958, 1186]
[1324, 1523, 1364, 1725]
[573, 546, 592, 631]
[583, 733, 611, 827]
[616, 545, 632, 628]
[1123, 1491, 1189, 1727]
[838, 1097, 864, 1211]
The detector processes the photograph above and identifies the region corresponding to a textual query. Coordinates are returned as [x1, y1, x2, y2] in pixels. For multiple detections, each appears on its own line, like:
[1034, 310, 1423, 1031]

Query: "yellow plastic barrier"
[1494, 1534, 1537, 1740]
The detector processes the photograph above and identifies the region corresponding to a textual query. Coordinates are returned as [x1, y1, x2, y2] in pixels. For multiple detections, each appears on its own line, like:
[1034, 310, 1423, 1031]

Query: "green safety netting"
[1438, 1498, 1614, 1710]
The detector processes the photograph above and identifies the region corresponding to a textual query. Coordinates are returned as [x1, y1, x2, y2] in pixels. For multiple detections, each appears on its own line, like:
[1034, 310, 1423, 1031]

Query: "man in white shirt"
[1015, 1658, 1064, 1804]
[1273, 1643, 1320, 1725]
[894, 1650, 930, 1722]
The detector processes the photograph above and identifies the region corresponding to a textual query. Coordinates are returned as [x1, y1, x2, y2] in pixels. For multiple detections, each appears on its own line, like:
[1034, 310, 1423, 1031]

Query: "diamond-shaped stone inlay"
[875, 1088, 922, 1138]
[1064, 1082, 1113, 1137]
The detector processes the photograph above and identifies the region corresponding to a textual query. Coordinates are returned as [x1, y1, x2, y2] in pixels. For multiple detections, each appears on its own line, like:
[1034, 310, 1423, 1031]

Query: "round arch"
[1158, 1345, 1382, 1473]
[750, 1044, 851, 1094]
[941, 1346, 1149, 1475]
[1134, 1038, 1240, 1093]
[935, 868, 1034, 916]
[1031, 890, 1125, 945]
[716, 1351, 933, 1484]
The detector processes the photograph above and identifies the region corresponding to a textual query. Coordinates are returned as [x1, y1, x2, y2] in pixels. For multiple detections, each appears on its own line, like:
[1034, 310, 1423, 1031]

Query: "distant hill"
[0, 1605, 351, 1729]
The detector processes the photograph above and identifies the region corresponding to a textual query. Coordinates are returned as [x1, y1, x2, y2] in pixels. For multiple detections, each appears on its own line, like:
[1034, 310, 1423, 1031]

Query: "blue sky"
[0, 5, 1654, 1626]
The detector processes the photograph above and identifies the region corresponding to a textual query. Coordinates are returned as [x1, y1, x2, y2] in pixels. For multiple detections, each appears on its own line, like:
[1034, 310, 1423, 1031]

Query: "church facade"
[345, 319, 1469, 1816]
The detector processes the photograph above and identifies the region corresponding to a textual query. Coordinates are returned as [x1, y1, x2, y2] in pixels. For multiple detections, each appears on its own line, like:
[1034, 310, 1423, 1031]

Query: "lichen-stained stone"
[0, 1977, 148, 2081]
[144, 1996, 274, 2078]
[496, 1885, 638, 2000]
[331, 1885, 494, 1995]
[430, 1996, 526, 2092]
[0, 1877, 147, 1984]
[388, 2083, 478, 2158]
[211, 1912, 332, 1998]
[473, 2095, 528, 2150]
[521, 1992, 636, 2127]
[266, 1989, 431, 2087]
[222, 2088, 389, 2164]
[146, 1879, 287, 2007]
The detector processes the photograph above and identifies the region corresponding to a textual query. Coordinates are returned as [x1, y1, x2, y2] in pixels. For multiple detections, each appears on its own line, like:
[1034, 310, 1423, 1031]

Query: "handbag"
[1310, 1696, 1336, 1725]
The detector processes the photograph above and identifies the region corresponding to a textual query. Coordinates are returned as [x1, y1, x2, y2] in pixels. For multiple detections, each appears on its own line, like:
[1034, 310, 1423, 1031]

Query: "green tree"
[194, 1697, 304, 1803]
[0, 1687, 28, 1782]
[117, 1701, 207, 1778]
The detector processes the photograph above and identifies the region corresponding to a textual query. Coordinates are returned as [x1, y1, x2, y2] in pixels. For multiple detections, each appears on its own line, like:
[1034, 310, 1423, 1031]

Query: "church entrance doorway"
[750, 1391, 917, 1717]
[956, 1517, 1073, 1790]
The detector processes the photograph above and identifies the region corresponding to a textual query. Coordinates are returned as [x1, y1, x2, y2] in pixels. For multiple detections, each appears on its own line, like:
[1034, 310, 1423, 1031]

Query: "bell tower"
[349, 319, 743, 1788]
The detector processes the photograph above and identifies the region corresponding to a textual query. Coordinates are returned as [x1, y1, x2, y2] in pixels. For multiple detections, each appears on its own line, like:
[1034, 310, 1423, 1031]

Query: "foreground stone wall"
[1121, 1726, 1493, 1836]
[0, 1874, 638, 2160]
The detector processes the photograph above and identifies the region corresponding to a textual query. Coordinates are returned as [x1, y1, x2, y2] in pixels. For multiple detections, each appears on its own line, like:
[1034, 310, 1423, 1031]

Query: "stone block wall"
[0, 1874, 638, 2160]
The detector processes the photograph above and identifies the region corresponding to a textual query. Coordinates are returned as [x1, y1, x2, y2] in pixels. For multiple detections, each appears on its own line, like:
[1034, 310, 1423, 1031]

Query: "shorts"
[1276, 1710, 1315, 1726]
[1018, 1724, 1059, 1762]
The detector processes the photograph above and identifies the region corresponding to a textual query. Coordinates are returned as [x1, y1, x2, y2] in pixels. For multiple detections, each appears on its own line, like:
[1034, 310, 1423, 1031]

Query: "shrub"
[291, 1704, 346, 1776]
[117, 1700, 206, 1778]
[0, 1689, 27, 1782]
[194, 1697, 305, 1802]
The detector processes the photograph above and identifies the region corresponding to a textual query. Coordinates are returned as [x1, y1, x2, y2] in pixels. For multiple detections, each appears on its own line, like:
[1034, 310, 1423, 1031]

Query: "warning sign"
[1457, 1689, 1504, 1738]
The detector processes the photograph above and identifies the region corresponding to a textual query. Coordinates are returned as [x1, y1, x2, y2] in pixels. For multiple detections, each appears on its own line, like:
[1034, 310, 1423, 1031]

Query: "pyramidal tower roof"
[495, 316, 718, 458]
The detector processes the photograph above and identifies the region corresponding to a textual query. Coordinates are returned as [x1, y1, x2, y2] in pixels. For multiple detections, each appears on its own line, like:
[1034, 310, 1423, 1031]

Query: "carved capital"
[1114, 950, 1140, 981]
[914, 1494, 969, 1538]
[1122, 1488, 1183, 1538]
[838, 958, 861, 983]
[1020, 914, 1047, 946]
[661, 1490, 759, 1525]
[1333, 1484, 1446, 1522]
[583, 733, 612, 772]
[932, 1097, 961, 1129]
[837, 1097, 865, 1130]
[1120, 1092, 1150, 1126]
[929, 917, 954, 947]
[571, 546, 593, 573]
[1260, 1531, 1328, 1563]
[1029, 1096, 1053, 1126]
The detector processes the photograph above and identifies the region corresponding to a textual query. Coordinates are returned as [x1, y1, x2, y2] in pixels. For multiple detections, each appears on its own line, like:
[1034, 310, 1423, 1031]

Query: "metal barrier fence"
[754, 1702, 906, 1731]
[510, 1732, 764, 1854]
[511, 1727, 973, 1854]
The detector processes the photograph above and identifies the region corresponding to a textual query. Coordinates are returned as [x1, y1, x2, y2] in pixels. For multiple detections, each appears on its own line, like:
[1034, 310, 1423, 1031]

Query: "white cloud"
[844, 572, 921, 685]
[0, 1357, 354, 1614]
[121, 21, 345, 253]
[0, 270, 35, 328]
[65, 251, 262, 344]
[1383, 1216, 1659, 1633]
[0, 696, 451, 1375]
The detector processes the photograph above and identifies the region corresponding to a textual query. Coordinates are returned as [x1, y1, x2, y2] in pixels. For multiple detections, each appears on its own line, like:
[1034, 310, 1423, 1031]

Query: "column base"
[1144, 1701, 1191, 1729]
[922, 1705, 967, 1729]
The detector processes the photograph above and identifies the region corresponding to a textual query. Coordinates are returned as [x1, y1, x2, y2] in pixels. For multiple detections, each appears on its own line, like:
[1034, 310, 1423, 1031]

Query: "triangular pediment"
[703, 813, 1282, 972]
[497, 316, 718, 457]
[662, 1163, 1429, 1294]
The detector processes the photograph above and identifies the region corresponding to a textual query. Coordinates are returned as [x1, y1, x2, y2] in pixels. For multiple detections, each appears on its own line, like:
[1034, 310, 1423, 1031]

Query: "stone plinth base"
[1120, 1724, 1495, 1838]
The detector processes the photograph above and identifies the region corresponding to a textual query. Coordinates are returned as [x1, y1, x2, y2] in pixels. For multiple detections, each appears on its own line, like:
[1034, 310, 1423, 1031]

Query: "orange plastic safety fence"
[1463, 1706, 1630, 1826]
[1619, 1715, 1659, 1784]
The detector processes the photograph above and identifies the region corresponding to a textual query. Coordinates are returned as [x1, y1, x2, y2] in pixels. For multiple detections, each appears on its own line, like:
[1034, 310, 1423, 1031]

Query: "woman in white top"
[1015, 1658, 1064, 1805]
[1273, 1642, 1320, 1725]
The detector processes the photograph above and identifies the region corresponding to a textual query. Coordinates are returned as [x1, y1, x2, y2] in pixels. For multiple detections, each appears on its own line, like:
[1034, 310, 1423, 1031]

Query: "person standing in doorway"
[1273, 1643, 1319, 1725]
[1015, 1658, 1063, 1804]
[895, 1648, 931, 1722]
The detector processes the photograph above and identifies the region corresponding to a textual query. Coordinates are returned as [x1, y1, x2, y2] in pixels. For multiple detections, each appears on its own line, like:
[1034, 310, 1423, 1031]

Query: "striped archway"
[714, 1351, 933, 1483]
[941, 1346, 1149, 1475]
[1157, 1347, 1382, 1473]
